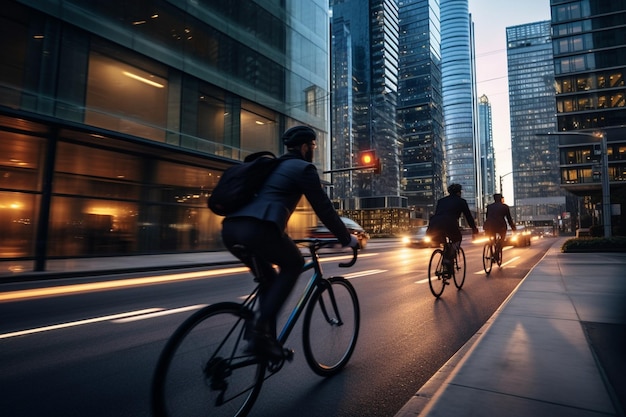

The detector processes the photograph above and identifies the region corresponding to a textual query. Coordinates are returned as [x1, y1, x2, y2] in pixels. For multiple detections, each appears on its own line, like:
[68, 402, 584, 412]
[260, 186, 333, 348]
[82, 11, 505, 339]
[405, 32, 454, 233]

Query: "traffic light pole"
[322, 165, 378, 174]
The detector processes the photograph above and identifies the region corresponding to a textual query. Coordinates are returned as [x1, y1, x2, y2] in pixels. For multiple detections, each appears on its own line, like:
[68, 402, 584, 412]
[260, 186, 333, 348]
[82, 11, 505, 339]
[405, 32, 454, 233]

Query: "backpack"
[208, 151, 282, 216]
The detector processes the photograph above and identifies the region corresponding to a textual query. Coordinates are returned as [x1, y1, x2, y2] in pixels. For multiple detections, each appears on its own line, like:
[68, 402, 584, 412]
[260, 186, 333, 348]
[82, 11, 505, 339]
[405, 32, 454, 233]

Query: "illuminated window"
[85, 52, 168, 142]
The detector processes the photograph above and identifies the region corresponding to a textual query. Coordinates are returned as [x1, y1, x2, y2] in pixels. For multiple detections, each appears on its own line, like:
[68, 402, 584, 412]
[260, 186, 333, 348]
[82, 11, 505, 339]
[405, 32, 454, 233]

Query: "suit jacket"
[427, 194, 477, 240]
[484, 202, 515, 232]
[227, 151, 351, 246]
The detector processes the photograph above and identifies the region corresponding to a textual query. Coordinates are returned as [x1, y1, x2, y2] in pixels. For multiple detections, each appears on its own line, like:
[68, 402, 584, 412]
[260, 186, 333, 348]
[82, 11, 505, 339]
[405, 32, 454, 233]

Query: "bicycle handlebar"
[293, 238, 358, 268]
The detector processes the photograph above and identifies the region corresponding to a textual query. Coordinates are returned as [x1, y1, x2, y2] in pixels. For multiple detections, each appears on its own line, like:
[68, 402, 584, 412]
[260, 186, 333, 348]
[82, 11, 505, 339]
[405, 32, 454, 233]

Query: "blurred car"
[505, 225, 531, 247]
[308, 217, 370, 249]
[402, 226, 437, 248]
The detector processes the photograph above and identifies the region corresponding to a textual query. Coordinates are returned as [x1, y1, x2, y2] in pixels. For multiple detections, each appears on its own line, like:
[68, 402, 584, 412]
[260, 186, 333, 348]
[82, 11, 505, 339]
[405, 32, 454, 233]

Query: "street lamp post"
[499, 171, 513, 195]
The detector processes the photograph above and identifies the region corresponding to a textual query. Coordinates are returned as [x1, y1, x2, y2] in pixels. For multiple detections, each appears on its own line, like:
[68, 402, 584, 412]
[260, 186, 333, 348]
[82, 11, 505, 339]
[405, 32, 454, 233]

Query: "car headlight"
[401, 236, 410, 244]
[424, 236, 431, 243]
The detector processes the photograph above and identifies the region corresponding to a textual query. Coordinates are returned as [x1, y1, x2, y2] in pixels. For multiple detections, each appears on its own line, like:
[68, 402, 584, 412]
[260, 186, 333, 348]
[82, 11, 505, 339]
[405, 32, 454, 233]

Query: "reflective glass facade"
[551, 0, 626, 131]
[477, 94, 496, 211]
[507, 20, 566, 223]
[0, 0, 330, 270]
[551, 0, 626, 232]
[440, 0, 479, 214]
[398, 0, 444, 222]
[330, 0, 401, 201]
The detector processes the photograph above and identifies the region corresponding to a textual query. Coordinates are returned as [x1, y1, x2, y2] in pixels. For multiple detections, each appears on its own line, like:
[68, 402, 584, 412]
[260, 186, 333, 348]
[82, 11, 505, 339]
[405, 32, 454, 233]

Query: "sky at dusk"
[468, 0, 552, 204]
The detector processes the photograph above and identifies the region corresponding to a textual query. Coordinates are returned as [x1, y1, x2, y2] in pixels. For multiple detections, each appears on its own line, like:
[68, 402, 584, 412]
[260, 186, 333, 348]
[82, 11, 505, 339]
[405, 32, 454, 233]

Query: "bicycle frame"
[239, 239, 354, 348]
[277, 254, 321, 344]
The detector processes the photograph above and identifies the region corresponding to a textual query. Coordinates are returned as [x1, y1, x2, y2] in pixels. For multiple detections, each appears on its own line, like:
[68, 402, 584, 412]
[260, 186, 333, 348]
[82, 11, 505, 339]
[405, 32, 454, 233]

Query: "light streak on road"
[0, 253, 378, 303]
[0, 308, 161, 339]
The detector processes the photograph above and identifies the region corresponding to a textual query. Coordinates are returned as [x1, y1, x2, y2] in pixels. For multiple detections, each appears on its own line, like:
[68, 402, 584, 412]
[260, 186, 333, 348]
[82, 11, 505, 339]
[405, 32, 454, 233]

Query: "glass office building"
[0, 0, 331, 271]
[330, 0, 402, 200]
[551, 0, 626, 232]
[398, 0, 445, 224]
[440, 0, 479, 215]
[477, 94, 496, 211]
[506, 20, 567, 225]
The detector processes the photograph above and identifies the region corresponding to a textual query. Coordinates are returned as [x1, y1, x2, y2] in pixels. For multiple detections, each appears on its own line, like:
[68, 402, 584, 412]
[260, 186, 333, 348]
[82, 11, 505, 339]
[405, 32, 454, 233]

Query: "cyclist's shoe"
[244, 330, 293, 361]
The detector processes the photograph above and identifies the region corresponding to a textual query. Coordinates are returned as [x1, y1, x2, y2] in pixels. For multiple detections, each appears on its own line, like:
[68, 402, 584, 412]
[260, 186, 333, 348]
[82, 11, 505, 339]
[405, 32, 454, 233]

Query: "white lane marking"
[0, 308, 162, 339]
[111, 304, 208, 323]
[473, 256, 520, 274]
[343, 269, 386, 279]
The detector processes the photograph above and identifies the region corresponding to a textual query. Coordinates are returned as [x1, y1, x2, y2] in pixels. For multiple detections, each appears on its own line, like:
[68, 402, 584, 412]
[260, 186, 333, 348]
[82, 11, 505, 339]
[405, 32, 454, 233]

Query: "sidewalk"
[395, 238, 626, 417]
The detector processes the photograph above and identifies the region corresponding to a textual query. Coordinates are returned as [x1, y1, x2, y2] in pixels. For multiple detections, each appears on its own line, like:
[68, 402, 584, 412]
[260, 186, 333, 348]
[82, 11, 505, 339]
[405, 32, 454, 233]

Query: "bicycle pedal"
[283, 348, 294, 362]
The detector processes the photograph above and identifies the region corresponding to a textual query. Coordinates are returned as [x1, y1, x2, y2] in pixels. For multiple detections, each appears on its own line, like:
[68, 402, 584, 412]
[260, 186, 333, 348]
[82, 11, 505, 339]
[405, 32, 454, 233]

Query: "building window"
[240, 102, 278, 154]
[85, 52, 168, 142]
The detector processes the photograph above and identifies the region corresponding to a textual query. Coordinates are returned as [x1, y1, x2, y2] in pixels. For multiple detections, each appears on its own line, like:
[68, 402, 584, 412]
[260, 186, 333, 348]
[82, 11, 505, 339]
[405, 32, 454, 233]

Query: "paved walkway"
[395, 238, 626, 417]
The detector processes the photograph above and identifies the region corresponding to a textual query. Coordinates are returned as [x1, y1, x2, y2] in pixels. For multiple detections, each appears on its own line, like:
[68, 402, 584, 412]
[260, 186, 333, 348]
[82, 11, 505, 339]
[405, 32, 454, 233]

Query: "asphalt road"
[0, 237, 555, 417]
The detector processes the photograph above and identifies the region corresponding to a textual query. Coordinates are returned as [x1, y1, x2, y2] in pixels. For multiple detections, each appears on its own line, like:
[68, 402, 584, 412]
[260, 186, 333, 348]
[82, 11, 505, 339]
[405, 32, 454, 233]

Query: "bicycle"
[482, 233, 503, 275]
[427, 237, 466, 298]
[151, 238, 359, 417]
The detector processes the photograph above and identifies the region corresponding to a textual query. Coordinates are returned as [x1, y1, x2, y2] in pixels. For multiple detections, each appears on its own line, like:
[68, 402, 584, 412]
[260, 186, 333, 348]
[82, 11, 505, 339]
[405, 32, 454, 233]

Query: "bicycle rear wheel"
[496, 239, 503, 266]
[483, 243, 493, 274]
[453, 247, 466, 289]
[302, 277, 360, 377]
[152, 302, 265, 417]
[428, 248, 447, 298]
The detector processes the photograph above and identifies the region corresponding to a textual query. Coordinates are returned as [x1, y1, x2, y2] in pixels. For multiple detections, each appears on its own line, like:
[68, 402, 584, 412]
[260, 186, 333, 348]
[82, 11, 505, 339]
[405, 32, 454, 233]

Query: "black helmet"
[282, 125, 316, 147]
[448, 183, 462, 195]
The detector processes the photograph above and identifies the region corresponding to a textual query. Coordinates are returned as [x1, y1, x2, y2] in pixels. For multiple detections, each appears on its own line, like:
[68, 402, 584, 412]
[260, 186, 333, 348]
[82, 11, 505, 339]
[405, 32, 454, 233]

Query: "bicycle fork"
[316, 279, 344, 326]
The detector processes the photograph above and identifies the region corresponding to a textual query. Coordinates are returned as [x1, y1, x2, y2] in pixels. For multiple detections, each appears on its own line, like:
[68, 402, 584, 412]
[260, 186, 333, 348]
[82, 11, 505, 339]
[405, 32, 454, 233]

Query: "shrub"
[562, 236, 626, 252]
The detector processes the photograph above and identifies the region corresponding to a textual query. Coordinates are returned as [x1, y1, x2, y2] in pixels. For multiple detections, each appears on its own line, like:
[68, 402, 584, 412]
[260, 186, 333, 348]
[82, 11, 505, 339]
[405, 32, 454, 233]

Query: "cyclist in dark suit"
[427, 183, 479, 268]
[221, 125, 358, 359]
[484, 193, 516, 240]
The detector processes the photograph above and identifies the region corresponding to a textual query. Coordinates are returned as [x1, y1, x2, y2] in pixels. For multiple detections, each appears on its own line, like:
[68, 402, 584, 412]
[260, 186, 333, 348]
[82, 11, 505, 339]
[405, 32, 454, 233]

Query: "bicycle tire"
[152, 302, 265, 417]
[302, 277, 360, 377]
[496, 239, 503, 267]
[428, 248, 446, 298]
[483, 243, 493, 274]
[453, 247, 466, 289]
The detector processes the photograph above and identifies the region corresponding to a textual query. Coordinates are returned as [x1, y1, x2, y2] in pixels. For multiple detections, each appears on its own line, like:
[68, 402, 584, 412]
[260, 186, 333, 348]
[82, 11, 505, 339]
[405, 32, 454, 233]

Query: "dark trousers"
[221, 217, 304, 334]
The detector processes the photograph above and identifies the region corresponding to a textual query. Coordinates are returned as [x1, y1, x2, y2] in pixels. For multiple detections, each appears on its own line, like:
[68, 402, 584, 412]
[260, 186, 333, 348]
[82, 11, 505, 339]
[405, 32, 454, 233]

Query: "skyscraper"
[507, 20, 565, 225]
[398, 0, 445, 223]
[477, 94, 496, 210]
[331, 0, 401, 200]
[440, 0, 479, 215]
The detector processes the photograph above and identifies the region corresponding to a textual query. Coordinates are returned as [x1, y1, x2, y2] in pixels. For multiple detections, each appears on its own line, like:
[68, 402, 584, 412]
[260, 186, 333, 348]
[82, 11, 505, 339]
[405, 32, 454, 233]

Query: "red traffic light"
[358, 150, 381, 174]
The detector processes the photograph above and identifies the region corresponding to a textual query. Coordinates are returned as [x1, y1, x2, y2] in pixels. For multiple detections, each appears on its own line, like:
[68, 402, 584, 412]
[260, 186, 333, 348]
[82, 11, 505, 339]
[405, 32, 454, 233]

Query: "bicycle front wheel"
[302, 277, 360, 377]
[428, 249, 446, 298]
[483, 243, 493, 275]
[453, 247, 466, 289]
[152, 302, 265, 417]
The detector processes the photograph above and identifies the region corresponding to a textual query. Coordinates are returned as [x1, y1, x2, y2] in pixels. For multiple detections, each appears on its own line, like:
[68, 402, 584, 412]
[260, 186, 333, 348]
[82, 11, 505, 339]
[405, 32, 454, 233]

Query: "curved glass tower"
[440, 0, 478, 214]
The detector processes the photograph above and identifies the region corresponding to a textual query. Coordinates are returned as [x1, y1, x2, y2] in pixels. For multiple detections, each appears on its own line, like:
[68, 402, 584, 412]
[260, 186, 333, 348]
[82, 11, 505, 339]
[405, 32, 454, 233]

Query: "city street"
[0, 237, 555, 417]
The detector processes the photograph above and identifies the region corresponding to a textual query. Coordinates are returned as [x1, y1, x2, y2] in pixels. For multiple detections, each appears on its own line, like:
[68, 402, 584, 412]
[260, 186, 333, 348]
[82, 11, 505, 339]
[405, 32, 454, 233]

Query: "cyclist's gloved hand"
[345, 235, 359, 249]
